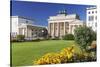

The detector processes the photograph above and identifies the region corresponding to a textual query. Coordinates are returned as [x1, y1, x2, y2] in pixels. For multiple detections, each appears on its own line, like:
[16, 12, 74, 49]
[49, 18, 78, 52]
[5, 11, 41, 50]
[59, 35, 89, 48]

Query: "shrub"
[72, 51, 96, 62]
[11, 38, 18, 42]
[51, 36, 60, 40]
[32, 38, 40, 42]
[74, 26, 95, 50]
[62, 34, 74, 40]
[89, 51, 96, 61]
[16, 35, 25, 41]
[86, 41, 96, 52]
[33, 46, 96, 65]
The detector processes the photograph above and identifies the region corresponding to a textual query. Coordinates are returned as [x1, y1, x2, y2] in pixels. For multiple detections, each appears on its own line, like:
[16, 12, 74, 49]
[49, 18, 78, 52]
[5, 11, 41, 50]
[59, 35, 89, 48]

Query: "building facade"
[86, 7, 97, 32]
[11, 16, 47, 40]
[48, 10, 84, 38]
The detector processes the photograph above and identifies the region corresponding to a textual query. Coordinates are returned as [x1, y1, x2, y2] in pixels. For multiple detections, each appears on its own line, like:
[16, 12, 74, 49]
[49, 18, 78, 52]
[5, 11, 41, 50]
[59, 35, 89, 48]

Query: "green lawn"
[11, 40, 81, 66]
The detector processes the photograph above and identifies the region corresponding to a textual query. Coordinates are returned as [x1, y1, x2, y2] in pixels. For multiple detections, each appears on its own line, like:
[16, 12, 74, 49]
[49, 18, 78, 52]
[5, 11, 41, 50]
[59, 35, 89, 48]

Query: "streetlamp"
[41, 29, 44, 37]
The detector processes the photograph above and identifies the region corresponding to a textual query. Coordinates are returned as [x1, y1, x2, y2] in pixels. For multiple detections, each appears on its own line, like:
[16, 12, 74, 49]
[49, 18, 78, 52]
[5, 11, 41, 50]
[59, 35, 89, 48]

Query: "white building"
[48, 10, 84, 38]
[11, 16, 47, 39]
[86, 7, 97, 32]
[11, 16, 33, 36]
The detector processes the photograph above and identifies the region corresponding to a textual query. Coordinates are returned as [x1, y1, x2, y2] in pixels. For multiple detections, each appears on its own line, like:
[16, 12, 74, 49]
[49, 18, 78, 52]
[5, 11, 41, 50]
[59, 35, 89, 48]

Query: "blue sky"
[11, 1, 96, 26]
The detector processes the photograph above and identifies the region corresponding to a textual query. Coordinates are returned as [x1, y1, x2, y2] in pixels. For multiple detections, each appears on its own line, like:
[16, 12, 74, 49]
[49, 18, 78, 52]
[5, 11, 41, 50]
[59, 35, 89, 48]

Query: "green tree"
[74, 26, 95, 51]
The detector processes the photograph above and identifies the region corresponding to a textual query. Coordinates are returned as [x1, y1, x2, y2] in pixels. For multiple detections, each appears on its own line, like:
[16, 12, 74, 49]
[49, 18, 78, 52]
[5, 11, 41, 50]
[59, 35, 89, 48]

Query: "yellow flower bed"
[34, 46, 75, 65]
[34, 53, 61, 64]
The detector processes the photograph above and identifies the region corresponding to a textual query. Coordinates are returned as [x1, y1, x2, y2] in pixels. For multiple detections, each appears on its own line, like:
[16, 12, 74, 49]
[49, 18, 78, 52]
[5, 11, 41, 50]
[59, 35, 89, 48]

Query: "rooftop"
[11, 16, 35, 21]
[87, 7, 97, 10]
[11, 16, 47, 28]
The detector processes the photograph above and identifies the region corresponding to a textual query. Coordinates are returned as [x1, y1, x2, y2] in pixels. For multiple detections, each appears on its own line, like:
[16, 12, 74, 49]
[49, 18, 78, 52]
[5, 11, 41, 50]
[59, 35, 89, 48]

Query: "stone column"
[22, 28, 24, 35]
[72, 24, 75, 34]
[59, 22, 61, 37]
[48, 23, 50, 35]
[52, 23, 55, 38]
[25, 26, 28, 38]
[64, 22, 66, 35]
[57, 22, 59, 37]
[17, 27, 19, 35]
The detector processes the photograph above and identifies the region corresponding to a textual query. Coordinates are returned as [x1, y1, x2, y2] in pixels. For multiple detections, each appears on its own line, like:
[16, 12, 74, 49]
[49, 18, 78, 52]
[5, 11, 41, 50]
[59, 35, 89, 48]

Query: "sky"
[10, 0, 96, 26]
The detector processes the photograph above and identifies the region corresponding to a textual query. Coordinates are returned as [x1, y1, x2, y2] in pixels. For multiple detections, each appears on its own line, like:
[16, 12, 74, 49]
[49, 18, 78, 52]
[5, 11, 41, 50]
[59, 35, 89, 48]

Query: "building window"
[88, 16, 94, 21]
[95, 22, 97, 27]
[88, 12, 90, 14]
[92, 11, 94, 14]
[95, 16, 97, 20]
[95, 11, 97, 13]
[26, 21, 28, 23]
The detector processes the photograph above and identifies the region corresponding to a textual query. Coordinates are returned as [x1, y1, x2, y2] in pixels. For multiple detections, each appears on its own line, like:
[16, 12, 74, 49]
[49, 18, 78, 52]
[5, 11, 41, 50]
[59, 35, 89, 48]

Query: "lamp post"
[41, 29, 44, 37]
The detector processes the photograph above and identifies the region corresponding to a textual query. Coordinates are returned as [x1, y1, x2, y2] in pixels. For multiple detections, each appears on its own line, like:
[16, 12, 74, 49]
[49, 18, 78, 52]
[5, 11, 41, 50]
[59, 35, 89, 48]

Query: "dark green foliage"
[74, 26, 95, 50]
[62, 34, 74, 40]
[71, 52, 96, 62]
[32, 38, 40, 42]
[93, 32, 96, 40]
[11, 38, 18, 42]
[16, 35, 25, 41]
[51, 36, 60, 40]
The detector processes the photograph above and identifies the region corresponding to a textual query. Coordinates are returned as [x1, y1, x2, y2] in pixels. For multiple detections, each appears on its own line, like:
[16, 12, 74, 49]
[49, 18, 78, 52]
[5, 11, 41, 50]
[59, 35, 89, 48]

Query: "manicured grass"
[11, 40, 81, 66]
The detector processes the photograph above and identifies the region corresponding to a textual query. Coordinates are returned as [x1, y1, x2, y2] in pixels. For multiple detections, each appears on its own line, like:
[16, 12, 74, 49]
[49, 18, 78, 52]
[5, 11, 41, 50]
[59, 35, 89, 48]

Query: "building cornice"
[11, 16, 35, 21]
[87, 7, 97, 10]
